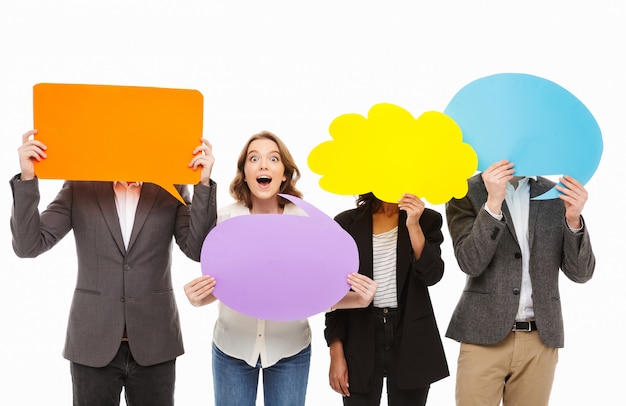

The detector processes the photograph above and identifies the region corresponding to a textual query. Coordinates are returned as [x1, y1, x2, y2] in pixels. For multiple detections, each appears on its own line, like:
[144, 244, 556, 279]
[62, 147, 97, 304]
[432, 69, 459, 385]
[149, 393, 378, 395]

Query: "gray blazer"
[445, 174, 595, 348]
[10, 177, 217, 367]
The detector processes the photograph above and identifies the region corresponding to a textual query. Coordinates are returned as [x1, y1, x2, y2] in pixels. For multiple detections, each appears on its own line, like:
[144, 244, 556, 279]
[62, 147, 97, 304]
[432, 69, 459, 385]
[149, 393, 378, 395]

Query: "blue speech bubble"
[444, 73, 603, 199]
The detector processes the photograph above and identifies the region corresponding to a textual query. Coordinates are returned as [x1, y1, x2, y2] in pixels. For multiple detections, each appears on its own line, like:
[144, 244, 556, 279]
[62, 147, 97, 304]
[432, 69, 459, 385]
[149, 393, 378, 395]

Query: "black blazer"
[324, 206, 449, 391]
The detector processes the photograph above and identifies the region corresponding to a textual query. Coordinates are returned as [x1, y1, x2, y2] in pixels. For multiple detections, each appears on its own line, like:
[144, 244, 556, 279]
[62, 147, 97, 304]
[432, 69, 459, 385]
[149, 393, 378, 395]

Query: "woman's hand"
[347, 273, 377, 308]
[398, 193, 425, 229]
[329, 340, 350, 397]
[331, 273, 378, 310]
[183, 275, 217, 307]
[399, 193, 427, 258]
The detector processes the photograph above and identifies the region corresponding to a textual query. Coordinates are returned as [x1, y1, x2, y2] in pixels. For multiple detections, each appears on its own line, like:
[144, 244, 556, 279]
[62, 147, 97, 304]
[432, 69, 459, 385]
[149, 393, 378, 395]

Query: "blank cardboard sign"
[33, 83, 204, 203]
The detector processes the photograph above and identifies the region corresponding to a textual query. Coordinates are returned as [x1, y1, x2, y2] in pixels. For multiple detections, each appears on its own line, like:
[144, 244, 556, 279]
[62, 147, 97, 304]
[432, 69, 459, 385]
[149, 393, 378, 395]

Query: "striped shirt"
[372, 226, 398, 308]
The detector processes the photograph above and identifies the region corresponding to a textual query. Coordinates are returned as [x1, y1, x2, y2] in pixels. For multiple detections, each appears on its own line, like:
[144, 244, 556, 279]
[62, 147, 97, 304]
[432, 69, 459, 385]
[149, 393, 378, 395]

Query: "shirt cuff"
[566, 217, 584, 233]
[483, 205, 503, 221]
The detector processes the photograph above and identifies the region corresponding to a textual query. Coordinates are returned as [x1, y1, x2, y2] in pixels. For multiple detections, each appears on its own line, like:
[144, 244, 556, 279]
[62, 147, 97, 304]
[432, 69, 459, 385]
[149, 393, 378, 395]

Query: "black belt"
[512, 321, 537, 332]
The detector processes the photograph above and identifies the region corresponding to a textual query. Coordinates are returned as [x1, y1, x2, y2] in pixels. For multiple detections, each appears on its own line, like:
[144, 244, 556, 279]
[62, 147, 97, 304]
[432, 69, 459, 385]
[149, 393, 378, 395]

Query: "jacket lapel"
[502, 177, 553, 246]
[501, 202, 519, 246]
[528, 177, 555, 249]
[395, 210, 410, 295]
[127, 183, 160, 252]
[349, 209, 374, 279]
[94, 182, 126, 255]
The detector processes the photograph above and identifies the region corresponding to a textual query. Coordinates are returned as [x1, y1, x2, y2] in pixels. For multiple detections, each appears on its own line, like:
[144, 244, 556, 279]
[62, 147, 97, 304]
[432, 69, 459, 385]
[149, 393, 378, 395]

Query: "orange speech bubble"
[33, 83, 203, 203]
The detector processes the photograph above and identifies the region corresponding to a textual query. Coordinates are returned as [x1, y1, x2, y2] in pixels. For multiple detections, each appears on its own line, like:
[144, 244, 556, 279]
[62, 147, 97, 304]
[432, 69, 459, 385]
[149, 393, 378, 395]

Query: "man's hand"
[556, 175, 588, 229]
[18, 130, 47, 181]
[482, 160, 515, 215]
[189, 138, 215, 186]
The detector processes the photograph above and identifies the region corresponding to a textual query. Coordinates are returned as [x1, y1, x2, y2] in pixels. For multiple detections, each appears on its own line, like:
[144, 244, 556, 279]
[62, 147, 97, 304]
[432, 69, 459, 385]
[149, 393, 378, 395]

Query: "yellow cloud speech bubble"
[307, 103, 477, 204]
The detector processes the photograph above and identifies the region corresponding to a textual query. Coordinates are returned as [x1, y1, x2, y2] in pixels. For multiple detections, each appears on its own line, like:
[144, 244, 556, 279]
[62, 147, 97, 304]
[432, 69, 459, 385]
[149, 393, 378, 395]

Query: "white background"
[1, 1, 624, 405]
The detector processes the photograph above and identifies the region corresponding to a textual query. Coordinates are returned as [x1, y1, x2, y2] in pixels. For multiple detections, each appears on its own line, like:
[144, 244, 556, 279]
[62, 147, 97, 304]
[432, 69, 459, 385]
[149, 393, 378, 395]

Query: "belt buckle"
[513, 321, 532, 332]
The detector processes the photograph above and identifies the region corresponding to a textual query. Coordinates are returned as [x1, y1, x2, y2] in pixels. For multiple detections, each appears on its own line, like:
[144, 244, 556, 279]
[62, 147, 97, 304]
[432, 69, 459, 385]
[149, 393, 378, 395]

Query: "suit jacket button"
[514, 252, 522, 259]
[490, 228, 500, 240]
[513, 288, 520, 295]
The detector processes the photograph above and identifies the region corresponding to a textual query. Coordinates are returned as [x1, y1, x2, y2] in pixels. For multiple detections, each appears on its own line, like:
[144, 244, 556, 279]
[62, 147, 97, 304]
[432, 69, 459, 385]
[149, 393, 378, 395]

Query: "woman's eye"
[250, 156, 259, 162]
[270, 156, 279, 162]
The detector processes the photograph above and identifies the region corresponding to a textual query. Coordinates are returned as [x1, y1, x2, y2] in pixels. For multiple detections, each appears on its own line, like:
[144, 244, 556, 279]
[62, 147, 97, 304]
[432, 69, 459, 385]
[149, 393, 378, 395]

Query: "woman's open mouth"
[257, 175, 272, 186]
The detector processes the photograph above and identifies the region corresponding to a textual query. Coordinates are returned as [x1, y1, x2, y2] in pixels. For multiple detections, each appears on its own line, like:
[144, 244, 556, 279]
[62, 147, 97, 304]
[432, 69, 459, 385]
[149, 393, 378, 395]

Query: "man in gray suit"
[10, 129, 218, 406]
[445, 160, 595, 406]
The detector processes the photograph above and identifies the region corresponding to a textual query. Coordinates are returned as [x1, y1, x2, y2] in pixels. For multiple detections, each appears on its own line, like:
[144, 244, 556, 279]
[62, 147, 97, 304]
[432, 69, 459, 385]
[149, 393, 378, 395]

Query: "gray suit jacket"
[10, 177, 217, 367]
[445, 174, 595, 348]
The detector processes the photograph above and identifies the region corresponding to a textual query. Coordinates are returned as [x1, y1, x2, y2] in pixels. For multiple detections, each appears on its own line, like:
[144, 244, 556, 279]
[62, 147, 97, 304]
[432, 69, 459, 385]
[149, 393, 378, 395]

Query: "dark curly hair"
[355, 192, 383, 212]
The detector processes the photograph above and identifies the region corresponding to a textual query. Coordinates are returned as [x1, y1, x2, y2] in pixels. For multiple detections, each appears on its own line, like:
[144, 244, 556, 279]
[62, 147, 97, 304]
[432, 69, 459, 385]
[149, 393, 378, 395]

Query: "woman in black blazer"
[325, 193, 449, 405]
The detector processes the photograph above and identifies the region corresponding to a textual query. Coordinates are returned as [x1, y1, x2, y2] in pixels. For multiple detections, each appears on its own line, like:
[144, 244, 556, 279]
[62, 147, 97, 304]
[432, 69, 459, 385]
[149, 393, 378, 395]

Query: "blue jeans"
[212, 343, 311, 406]
[70, 342, 176, 406]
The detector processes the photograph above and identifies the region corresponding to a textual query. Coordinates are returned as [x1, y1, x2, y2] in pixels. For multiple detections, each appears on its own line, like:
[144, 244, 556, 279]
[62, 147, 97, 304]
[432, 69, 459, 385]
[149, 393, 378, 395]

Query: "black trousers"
[344, 308, 430, 406]
[70, 341, 176, 406]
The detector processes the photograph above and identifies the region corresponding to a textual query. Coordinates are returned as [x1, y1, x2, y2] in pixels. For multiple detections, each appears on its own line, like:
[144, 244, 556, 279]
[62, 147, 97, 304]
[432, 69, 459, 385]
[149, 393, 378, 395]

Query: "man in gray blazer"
[445, 160, 595, 406]
[10, 130, 218, 406]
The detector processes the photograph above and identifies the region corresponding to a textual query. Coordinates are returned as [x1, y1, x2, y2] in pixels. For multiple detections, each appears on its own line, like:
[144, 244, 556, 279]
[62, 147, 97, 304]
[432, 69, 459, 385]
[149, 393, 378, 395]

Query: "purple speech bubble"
[200, 194, 358, 321]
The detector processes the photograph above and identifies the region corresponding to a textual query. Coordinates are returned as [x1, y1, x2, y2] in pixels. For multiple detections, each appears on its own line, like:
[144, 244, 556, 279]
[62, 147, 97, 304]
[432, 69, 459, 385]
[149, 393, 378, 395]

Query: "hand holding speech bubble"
[444, 73, 603, 200]
[200, 194, 358, 321]
[308, 103, 478, 204]
[33, 83, 203, 203]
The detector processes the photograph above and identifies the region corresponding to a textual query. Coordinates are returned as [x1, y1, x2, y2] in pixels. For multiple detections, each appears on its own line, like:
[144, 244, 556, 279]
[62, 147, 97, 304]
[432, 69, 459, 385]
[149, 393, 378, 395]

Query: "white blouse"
[212, 201, 312, 367]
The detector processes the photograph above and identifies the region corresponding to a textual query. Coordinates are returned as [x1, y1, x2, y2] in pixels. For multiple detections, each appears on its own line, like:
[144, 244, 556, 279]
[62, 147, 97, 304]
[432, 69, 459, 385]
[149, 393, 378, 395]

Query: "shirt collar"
[507, 176, 537, 186]
[113, 181, 142, 188]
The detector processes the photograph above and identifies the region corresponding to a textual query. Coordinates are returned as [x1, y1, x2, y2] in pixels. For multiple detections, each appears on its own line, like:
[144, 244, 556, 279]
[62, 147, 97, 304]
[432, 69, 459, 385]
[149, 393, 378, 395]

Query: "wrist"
[566, 215, 582, 230]
[329, 340, 344, 355]
[485, 200, 502, 215]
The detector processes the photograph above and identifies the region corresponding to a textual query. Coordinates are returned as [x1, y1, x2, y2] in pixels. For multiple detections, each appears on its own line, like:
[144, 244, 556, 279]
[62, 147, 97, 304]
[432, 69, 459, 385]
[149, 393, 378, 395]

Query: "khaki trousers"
[456, 331, 558, 406]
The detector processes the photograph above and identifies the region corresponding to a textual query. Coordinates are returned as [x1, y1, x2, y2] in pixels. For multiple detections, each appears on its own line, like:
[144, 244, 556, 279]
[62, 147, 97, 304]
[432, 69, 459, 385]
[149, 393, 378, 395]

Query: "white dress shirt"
[484, 177, 584, 322]
[113, 181, 142, 249]
[504, 177, 535, 321]
[484, 177, 535, 321]
[212, 201, 312, 367]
